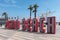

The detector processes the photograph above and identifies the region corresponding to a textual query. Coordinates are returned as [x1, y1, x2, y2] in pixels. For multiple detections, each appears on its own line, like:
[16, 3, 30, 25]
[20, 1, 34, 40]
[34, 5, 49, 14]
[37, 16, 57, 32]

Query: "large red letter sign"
[28, 18, 32, 32]
[47, 17, 56, 34]
[32, 18, 39, 32]
[39, 17, 45, 33]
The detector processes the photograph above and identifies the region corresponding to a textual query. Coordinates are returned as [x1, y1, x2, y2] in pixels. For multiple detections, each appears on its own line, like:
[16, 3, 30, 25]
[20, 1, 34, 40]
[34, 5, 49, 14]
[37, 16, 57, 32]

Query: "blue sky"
[0, 0, 60, 22]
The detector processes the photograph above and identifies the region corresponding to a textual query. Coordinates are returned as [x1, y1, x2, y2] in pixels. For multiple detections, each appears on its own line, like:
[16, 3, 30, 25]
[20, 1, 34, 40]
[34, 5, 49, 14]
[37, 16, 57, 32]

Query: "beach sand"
[0, 25, 60, 40]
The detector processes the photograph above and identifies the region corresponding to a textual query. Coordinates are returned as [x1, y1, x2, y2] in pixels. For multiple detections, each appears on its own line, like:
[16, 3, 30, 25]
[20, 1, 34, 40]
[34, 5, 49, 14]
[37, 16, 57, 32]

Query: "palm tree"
[33, 4, 39, 18]
[2, 12, 8, 20]
[28, 5, 33, 18]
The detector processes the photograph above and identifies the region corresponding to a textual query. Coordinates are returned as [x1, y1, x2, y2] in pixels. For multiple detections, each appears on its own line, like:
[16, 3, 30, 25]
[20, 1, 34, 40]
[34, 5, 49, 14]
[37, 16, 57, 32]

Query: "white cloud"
[11, 0, 16, 4]
[4, 0, 17, 4]
[4, 0, 10, 3]
[0, 0, 20, 8]
[0, 3, 21, 8]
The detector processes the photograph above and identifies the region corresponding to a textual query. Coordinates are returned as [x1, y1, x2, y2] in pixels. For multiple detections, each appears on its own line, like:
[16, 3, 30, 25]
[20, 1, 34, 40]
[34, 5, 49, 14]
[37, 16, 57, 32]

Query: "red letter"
[32, 18, 39, 32]
[47, 17, 56, 34]
[39, 17, 45, 33]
